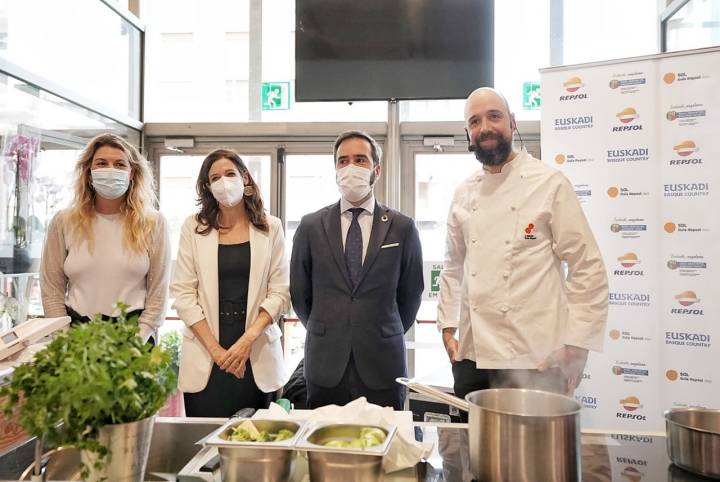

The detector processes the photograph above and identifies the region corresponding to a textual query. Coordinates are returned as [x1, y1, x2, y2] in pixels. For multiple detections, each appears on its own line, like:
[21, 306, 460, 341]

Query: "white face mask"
[336, 164, 374, 202]
[91, 168, 130, 200]
[210, 176, 246, 207]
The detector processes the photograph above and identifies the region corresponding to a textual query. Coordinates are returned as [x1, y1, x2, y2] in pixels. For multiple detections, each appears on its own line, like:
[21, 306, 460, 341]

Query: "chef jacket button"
[471, 272, 477, 277]
[472, 207, 477, 212]
[503, 271, 509, 278]
[505, 240, 510, 245]
[511, 206, 516, 211]
[500, 306, 509, 313]
[471, 239, 476, 244]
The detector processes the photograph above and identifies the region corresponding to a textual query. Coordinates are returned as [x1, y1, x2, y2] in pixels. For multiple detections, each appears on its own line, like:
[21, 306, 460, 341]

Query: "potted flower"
[0, 304, 177, 481]
[2, 133, 39, 274]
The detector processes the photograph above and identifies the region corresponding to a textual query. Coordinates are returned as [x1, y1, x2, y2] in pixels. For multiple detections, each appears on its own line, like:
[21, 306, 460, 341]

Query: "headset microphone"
[465, 132, 477, 152]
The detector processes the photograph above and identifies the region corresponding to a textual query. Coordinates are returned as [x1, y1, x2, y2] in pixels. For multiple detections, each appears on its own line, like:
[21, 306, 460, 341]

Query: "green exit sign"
[523, 82, 541, 110]
[261, 82, 290, 110]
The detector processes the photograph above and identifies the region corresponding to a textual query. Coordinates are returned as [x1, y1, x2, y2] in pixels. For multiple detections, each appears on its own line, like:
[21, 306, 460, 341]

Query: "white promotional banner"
[540, 47, 720, 432]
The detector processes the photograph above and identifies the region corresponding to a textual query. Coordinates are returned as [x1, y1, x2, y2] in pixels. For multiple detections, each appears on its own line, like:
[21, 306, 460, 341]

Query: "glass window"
[144, 0, 253, 122]
[0, 0, 142, 119]
[413, 152, 479, 387]
[143, 0, 387, 121]
[563, 0, 658, 64]
[665, 0, 720, 51]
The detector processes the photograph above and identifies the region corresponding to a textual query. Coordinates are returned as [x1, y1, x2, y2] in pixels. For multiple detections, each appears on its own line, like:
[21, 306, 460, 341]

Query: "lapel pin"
[381, 214, 389, 222]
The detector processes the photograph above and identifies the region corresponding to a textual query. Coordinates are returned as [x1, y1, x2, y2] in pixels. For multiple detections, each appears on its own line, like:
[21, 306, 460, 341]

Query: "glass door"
[403, 144, 479, 389]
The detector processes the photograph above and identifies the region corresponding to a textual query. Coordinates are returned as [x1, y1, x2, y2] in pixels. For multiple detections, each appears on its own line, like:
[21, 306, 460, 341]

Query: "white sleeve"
[170, 217, 206, 327]
[436, 187, 467, 331]
[550, 175, 609, 352]
[258, 218, 290, 321]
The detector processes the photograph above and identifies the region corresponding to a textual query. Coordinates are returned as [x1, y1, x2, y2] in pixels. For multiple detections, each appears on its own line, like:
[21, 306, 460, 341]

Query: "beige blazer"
[170, 214, 290, 393]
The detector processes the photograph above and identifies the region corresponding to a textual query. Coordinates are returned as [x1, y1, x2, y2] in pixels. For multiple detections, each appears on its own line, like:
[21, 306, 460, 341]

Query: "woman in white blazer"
[171, 148, 289, 417]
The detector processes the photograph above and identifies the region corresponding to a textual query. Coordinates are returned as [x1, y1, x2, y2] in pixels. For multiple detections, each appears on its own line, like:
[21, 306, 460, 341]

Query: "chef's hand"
[537, 345, 589, 394]
[219, 325, 262, 378]
[442, 328, 459, 363]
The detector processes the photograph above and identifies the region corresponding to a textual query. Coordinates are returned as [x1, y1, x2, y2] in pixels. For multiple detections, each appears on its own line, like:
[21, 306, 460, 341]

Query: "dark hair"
[195, 148, 268, 234]
[332, 130, 382, 168]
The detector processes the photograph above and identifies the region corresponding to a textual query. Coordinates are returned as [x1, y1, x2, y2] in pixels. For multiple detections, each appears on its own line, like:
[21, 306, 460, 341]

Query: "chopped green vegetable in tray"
[322, 427, 386, 449]
[220, 420, 296, 442]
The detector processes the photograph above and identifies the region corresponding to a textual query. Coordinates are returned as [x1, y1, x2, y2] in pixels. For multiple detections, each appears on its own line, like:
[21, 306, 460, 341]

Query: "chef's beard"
[472, 133, 513, 166]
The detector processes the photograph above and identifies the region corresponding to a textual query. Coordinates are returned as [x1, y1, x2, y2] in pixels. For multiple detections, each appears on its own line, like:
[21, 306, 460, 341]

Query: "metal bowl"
[297, 423, 396, 482]
[665, 408, 720, 479]
[204, 419, 304, 482]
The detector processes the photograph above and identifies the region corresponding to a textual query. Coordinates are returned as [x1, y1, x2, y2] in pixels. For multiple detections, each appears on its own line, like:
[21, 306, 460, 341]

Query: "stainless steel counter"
[0, 418, 710, 481]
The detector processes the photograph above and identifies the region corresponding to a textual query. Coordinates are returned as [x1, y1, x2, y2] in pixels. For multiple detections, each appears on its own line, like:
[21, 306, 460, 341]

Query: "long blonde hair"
[67, 133, 157, 253]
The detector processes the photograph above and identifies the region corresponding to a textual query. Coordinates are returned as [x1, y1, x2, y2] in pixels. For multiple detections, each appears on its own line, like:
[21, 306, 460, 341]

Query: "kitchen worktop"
[0, 417, 710, 481]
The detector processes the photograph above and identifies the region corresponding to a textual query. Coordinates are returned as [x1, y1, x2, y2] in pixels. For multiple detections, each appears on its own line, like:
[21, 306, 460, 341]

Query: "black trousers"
[306, 353, 406, 410]
[66, 305, 152, 344]
[452, 359, 568, 422]
[66, 305, 144, 325]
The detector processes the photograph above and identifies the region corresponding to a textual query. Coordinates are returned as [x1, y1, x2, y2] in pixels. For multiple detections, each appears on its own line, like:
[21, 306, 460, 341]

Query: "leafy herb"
[0, 304, 177, 478]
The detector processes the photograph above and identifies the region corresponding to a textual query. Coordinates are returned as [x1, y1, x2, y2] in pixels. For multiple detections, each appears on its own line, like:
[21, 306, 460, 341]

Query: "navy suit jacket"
[290, 201, 424, 390]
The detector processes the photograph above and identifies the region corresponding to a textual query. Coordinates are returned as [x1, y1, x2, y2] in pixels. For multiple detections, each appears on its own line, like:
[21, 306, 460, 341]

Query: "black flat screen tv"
[295, 0, 494, 102]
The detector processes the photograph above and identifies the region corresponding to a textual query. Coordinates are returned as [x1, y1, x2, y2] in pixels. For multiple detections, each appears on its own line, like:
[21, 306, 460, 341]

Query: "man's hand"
[442, 328, 459, 363]
[537, 345, 589, 394]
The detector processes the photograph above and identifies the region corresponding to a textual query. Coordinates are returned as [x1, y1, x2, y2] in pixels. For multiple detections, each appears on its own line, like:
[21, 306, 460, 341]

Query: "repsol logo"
[559, 93, 588, 101]
[669, 158, 702, 165]
[670, 308, 704, 315]
[612, 125, 643, 132]
[616, 413, 647, 420]
[614, 270, 644, 276]
[616, 457, 648, 466]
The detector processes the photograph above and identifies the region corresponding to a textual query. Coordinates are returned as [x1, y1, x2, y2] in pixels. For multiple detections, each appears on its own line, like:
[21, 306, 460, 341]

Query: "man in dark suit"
[290, 130, 424, 410]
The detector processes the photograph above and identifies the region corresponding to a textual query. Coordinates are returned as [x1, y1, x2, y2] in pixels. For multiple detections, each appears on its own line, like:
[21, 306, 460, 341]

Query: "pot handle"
[396, 377, 470, 412]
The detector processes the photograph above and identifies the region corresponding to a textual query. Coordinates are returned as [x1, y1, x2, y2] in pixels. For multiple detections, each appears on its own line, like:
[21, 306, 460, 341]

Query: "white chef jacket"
[436, 149, 608, 369]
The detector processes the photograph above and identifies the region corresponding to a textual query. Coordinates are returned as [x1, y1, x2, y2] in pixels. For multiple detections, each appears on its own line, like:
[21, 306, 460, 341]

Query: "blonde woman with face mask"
[171, 148, 289, 417]
[40, 133, 171, 343]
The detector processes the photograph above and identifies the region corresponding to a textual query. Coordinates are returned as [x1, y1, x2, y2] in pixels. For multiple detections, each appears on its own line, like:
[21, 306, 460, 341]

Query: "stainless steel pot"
[397, 377, 582, 482]
[665, 408, 720, 479]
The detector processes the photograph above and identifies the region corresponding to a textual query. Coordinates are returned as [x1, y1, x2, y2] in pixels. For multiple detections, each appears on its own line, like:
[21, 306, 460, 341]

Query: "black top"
[218, 242, 251, 303]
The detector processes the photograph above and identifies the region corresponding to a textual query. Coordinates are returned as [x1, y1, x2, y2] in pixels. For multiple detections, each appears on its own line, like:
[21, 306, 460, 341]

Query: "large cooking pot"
[665, 407, 720, 479]
[397, 377, 582, 482]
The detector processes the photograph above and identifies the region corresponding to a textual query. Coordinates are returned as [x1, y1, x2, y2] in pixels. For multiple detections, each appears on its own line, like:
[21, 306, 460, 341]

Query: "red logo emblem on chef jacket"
[524, 223, 537, 240]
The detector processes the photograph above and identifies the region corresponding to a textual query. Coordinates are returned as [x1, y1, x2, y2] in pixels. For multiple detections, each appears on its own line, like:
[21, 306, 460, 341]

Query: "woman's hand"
[219, 325, 263, 378]
[209, 345, 228, 366]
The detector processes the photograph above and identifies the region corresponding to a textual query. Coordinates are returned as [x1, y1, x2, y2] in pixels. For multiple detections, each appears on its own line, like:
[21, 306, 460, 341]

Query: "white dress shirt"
[340, 194, 375, 264]
[437, 149, 609, 369]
